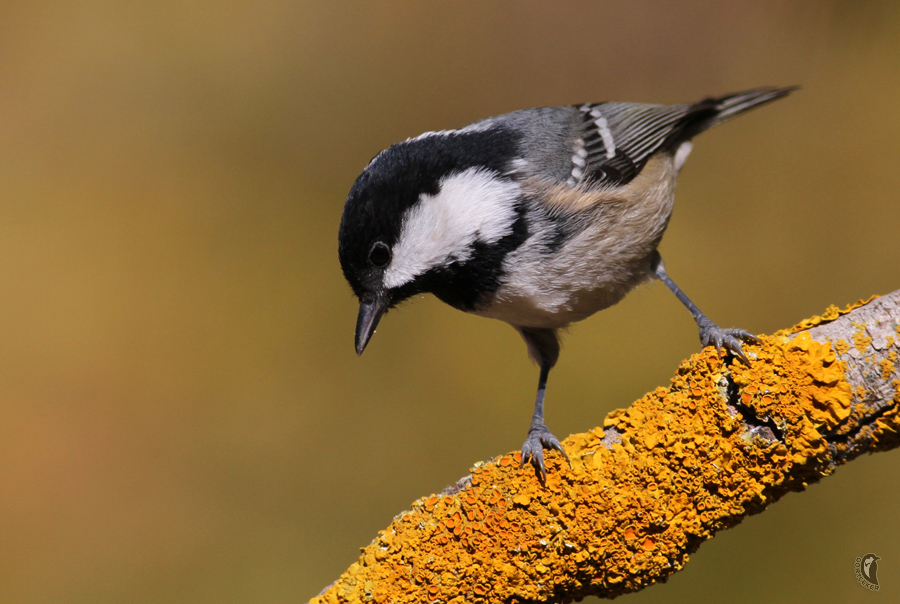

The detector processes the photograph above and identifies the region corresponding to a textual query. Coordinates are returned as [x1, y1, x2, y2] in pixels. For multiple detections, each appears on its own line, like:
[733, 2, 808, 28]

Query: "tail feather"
[665, 86, 797, 147]
[711, 86, 798, 122]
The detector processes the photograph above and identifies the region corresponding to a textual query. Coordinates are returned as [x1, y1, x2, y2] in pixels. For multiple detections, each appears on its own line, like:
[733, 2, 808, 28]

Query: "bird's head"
[338, 128, 526, 355]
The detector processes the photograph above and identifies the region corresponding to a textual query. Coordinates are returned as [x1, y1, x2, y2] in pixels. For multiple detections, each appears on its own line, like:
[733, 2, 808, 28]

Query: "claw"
[743, 332, 763, 345]
[520, 424, 569, 482]
[698, 318, 758, 365]
[547, 440, 572, 470]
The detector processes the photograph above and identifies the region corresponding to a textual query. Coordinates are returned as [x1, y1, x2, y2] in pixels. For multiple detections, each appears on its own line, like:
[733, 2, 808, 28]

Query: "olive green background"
[1, 2, 898, 603]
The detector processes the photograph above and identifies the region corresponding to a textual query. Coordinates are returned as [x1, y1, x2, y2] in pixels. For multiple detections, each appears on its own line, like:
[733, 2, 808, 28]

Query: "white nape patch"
[383, 168, 521, 289]
[674, 141, 693, 172]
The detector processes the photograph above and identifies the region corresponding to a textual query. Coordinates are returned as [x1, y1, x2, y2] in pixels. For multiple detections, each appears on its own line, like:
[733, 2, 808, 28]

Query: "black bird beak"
[355, 295, 389, 356]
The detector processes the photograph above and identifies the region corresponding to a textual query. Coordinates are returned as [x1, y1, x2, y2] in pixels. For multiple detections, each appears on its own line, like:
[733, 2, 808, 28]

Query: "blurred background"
[1, 1, 898, 602]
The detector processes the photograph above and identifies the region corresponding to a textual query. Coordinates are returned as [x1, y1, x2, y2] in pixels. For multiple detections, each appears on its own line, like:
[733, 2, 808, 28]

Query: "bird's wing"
[567, 101, 691, 188]
[569, 87, 795, 188]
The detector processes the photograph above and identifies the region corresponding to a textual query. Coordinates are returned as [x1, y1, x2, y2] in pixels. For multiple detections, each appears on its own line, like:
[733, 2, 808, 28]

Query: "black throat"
[428, 201, 530, 312]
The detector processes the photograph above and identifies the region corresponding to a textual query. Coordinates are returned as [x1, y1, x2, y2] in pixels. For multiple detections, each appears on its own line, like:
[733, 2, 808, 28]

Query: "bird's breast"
[474, 154, 678, 329]
[474, 236, 657, 329]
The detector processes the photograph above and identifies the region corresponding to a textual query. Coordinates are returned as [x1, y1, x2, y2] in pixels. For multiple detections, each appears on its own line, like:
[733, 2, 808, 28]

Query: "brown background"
[1, 2, 898, 602]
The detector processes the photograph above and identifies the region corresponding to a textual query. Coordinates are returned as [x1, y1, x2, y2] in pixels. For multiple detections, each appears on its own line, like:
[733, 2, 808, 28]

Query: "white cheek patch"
[383, 168, 520, 289]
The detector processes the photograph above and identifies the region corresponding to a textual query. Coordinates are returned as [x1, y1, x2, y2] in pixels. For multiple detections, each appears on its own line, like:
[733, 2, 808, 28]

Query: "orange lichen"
[833, 339, 850, 356]
[852, 323, 873, 355]
[311, 315, 886, 604]
[872, 379, 900, 449]
[780, 296, 877, 335]
[881, 356, 897, 381]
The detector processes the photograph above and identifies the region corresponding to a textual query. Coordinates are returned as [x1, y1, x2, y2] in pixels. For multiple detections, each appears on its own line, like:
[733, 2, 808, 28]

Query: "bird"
[338, 87, 795, 480]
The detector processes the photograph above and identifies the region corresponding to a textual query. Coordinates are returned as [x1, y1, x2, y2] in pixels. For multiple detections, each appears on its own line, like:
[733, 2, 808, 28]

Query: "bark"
[310, 291, 900, 604]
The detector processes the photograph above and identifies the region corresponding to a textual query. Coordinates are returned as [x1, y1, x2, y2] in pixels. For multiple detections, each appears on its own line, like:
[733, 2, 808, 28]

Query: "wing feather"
[567, 87, 795, 189]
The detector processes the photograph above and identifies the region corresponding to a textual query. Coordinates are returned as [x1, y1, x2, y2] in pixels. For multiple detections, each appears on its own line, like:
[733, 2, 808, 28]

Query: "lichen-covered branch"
[310, 291, 900, 604]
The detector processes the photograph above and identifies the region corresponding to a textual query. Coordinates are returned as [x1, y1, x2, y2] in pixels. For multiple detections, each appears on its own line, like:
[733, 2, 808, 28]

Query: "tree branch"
[310, 291, 900, 604]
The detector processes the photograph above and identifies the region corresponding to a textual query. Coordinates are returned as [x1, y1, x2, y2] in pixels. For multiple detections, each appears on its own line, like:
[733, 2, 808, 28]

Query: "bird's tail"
[709, 86, 798, 123]
[666, 86, 797, 146]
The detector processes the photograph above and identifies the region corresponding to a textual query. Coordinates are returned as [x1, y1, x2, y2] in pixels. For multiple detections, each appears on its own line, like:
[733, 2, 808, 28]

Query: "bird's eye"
[368, 242, 391, 267]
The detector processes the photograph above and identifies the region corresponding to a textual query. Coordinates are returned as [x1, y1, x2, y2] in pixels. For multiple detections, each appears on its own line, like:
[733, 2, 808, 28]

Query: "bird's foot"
[520, 423, 570, 483]
[697, 317, 760, 365]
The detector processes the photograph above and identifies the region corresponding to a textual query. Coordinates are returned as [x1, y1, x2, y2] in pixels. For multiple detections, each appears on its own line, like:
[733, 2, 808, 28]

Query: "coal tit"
[338, 87, 794, 480]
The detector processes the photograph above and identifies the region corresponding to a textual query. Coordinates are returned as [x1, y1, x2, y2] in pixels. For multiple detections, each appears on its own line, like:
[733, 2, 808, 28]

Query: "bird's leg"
[654, 257, 760, 364]
[520, 364, 570, 482]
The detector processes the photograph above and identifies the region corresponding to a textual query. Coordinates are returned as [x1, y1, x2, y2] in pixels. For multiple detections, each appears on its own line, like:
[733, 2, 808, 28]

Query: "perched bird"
[338, 87, 794, 480]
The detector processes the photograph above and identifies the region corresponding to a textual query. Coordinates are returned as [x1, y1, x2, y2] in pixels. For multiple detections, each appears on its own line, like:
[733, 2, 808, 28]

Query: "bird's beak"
[355, 295, 389, 356]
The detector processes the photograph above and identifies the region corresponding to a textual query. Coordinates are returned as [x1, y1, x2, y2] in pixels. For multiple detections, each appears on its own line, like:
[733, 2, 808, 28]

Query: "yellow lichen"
[881, 358, 897, 381]
[833, 339, 850, 356]
[852, 323, 873, 355]
[872, 381, 900, 449]
[312, 318, 874, 604]
[779, 296, 877, 336]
